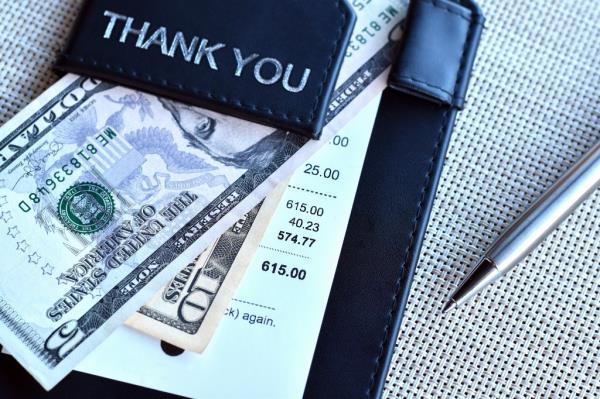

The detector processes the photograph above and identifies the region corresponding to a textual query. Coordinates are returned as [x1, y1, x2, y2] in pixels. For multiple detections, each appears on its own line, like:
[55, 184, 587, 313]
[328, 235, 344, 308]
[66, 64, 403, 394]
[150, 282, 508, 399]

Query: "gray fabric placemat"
[384, 0, 600, 397]
[1, 0, 599, 397]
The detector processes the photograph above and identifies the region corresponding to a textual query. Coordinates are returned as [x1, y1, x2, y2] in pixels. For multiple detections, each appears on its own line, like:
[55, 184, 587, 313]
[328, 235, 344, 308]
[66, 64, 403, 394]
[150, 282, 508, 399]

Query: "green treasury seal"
[58, 182, 115, 234]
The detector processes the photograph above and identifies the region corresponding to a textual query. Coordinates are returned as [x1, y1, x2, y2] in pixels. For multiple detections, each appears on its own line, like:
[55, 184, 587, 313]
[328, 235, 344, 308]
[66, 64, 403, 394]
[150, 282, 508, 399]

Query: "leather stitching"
[364, 108, 450, 398]
[308, 0, 347, 123]
[389, 0, 473, 106]
[59, 0, 349, 126]
[391, 76, 454, 98]
[365, 0, 478, 396]
[451, 2, 477, 105]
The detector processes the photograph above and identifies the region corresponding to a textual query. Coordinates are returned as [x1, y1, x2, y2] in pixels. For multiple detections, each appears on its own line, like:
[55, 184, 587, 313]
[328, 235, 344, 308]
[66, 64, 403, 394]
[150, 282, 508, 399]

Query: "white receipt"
[77, 95, 381, 398]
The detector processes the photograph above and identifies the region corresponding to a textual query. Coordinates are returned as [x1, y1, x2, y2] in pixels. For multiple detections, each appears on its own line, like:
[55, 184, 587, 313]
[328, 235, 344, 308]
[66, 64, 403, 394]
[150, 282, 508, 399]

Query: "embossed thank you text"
[102, 10, 312, 93]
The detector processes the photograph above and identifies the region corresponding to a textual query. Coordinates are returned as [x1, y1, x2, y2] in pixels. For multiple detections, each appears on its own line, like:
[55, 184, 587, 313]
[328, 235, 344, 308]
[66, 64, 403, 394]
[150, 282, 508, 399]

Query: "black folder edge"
[304, 1, 484, 397]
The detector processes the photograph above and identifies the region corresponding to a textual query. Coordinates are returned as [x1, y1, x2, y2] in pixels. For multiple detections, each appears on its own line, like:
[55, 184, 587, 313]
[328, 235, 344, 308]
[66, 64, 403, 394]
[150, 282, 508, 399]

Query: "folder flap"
[56, 0, 356, 139]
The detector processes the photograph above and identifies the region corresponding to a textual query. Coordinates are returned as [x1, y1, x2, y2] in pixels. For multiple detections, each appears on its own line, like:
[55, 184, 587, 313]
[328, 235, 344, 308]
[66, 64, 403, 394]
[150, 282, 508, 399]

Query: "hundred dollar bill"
[126, 182, 286, 352]
[0, 0, 403, 389]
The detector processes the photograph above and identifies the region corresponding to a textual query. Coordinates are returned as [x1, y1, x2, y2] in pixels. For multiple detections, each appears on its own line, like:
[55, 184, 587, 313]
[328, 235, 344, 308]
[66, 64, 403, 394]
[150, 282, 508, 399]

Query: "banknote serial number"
[261, 261, 307, 281]
[276, 230, 316, 247]
[18, 127, 119, 213]
[346, 6, 400, 58]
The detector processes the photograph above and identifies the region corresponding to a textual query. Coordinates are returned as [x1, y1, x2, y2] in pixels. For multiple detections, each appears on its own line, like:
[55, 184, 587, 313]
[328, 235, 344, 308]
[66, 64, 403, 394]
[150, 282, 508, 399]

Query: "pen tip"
[442, 298, 457, 314]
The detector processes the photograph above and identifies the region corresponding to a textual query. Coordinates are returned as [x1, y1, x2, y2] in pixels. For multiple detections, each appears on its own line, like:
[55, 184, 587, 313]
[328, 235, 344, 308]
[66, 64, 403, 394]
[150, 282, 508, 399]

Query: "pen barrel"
[489, 140, 600, 273]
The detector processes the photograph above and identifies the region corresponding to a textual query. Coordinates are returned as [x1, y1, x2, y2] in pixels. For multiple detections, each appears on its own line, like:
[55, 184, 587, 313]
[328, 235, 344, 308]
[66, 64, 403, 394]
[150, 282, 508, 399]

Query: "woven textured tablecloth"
[1, 1, 599, 398]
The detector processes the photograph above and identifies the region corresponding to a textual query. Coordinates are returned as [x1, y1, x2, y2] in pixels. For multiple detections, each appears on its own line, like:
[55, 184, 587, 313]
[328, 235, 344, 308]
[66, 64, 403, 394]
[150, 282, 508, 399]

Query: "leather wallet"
[55, 0, 356, 139]
[305, 0, 484, 397]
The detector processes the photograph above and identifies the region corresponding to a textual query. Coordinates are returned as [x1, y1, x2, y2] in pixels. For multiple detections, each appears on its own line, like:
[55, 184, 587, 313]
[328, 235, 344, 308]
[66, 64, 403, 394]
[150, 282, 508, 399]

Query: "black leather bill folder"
[1, 0, 483, 397]
[306, 1, 483, 397]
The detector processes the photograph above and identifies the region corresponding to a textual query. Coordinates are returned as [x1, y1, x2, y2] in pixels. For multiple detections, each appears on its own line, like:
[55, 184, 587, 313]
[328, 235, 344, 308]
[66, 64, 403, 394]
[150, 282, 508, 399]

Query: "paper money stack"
[0, 0, 405, 390]
[0, 74, 320, 389]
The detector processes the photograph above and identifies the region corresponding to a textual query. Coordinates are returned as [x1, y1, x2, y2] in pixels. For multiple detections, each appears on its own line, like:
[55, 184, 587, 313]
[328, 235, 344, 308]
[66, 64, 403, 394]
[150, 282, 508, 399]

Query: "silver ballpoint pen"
[443, 139, 600, 313]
